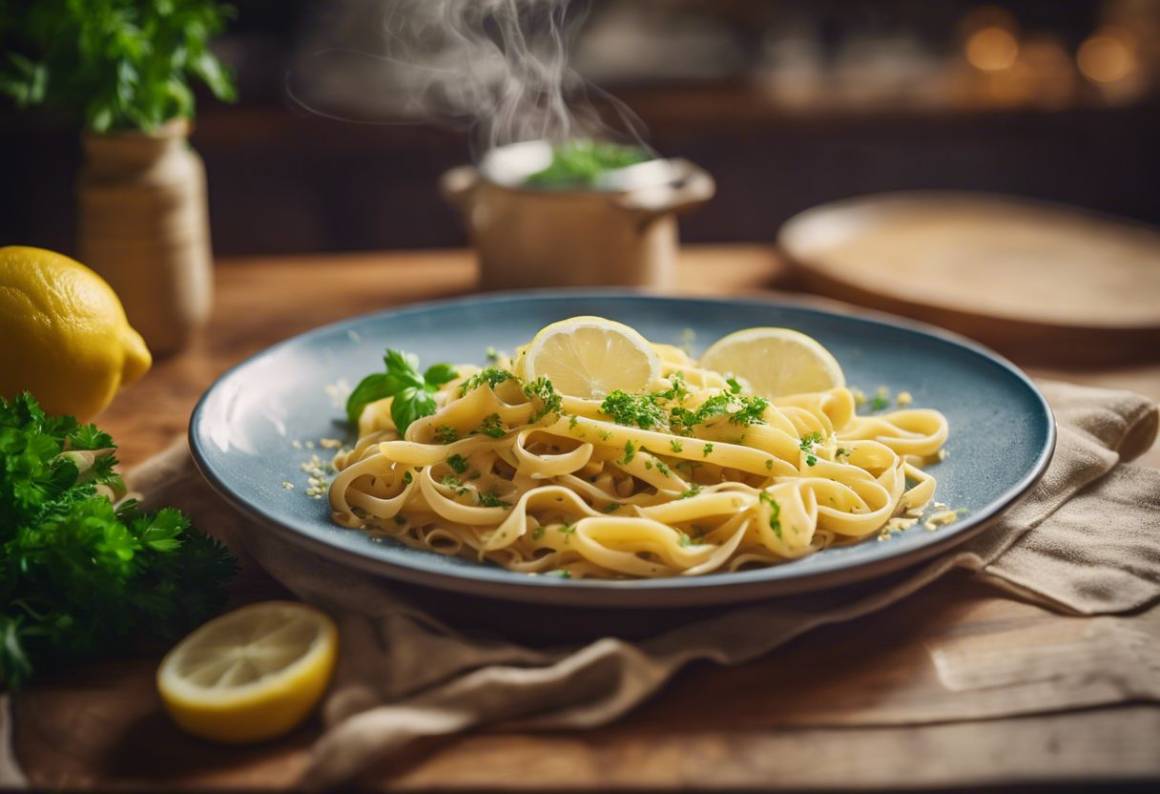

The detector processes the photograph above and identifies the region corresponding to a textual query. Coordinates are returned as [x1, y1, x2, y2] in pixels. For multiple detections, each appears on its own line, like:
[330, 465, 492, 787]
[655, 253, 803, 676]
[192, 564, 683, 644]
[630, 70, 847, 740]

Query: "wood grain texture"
[780, 193, 1160, 365]
[16, 576, 1160, 790]
[14, 244, 1160, 790]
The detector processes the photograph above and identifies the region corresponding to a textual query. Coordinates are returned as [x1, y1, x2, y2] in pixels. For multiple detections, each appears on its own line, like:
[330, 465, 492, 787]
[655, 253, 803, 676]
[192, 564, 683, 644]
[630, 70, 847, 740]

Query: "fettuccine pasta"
[329, 326, 948, 579]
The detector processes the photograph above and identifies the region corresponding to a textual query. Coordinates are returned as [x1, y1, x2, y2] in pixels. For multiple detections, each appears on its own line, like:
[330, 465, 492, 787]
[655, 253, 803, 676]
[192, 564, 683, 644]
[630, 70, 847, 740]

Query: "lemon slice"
[699, 327, 845, 398]
[523, 316, 661, 399]
[157, 601, 338, 744]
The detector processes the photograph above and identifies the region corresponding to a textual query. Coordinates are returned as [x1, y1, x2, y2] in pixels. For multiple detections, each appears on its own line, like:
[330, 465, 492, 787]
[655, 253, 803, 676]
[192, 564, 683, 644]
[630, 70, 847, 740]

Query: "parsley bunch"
[0, 393, 235, 689]
[346, 350, 457, 435]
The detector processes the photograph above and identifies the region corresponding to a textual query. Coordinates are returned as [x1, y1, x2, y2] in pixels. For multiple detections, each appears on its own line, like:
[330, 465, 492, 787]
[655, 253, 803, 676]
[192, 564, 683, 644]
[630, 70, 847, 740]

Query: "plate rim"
[188, 289, 1056, 607]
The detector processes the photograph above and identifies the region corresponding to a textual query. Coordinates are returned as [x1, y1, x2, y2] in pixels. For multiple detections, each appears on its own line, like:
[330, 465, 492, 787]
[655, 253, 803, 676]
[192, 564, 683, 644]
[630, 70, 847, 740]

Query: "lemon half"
[699, 327, 845, 398]
[157, 601, 338, 744]
[522, 316, 661, 399]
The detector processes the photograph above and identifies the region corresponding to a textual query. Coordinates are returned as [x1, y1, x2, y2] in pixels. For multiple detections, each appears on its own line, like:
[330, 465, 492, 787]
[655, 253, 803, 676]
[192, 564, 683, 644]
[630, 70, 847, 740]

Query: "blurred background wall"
[2, 0, 1158, 257]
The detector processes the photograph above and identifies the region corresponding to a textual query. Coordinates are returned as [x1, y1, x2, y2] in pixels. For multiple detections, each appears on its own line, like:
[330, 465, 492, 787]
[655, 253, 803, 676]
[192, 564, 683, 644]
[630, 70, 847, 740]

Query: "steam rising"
[290, 0, 645, 156]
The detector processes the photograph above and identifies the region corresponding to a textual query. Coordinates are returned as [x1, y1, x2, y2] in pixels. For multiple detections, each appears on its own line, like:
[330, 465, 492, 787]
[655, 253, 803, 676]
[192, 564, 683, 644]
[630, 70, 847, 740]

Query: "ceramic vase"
[78, 118, 212, 355]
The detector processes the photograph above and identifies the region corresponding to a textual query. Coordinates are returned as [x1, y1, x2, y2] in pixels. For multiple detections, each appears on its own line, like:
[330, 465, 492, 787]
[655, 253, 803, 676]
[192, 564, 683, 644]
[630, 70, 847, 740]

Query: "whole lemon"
[0, 245, 151, 420]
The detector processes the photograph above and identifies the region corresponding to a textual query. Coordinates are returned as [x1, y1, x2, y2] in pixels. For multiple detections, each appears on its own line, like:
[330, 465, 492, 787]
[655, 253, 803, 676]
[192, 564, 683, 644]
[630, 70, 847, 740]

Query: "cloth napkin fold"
[4, 381, 1157, 789]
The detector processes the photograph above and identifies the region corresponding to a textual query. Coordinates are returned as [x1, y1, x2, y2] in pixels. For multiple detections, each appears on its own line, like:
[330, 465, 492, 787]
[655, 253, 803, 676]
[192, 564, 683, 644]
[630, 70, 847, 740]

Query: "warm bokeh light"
[1077, 28, 1139, 84]
[966, 26, 1020, 72]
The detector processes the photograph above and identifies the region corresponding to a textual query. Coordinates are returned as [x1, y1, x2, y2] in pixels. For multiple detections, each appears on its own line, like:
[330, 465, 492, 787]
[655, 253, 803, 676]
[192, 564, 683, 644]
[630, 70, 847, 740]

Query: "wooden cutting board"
[778, 192, 1160, 364]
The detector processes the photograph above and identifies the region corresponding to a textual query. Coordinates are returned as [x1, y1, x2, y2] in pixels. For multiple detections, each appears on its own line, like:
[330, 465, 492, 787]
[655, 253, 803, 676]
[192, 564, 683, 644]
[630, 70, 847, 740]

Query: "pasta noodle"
[329, 328, 949, 579]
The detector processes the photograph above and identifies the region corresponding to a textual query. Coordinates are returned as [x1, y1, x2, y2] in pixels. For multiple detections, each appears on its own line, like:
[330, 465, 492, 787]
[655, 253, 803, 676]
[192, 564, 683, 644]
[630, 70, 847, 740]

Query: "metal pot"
[441, 140, 715, 290]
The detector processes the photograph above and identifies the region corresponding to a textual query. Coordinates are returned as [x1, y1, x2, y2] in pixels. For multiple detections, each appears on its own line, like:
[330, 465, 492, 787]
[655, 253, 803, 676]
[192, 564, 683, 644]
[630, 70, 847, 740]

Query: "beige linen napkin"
[3, 381, 1157, 789]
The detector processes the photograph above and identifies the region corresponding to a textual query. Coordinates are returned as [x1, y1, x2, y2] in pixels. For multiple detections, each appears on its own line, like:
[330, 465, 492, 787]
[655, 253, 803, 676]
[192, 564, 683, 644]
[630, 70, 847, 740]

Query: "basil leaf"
[346, 372, 393, 425]
[390, 387, 437, 437]
[384, 350, 426, 390]
[424, 363, 458, 389]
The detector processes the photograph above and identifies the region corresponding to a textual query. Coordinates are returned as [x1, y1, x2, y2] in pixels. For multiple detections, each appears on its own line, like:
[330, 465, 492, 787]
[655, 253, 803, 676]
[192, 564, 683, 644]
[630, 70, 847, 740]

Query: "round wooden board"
[778, 192, 1160, 364]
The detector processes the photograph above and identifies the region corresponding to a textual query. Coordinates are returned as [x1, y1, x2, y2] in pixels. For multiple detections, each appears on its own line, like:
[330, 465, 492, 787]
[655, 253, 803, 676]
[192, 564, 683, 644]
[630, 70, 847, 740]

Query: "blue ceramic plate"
[190, 292, 1055, 607]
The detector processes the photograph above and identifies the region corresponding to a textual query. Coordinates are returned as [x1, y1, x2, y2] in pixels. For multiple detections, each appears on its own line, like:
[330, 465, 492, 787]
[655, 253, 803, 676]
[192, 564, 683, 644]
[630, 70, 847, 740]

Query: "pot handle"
[439, 165, 479, 212]
[614, 159, 716, 219]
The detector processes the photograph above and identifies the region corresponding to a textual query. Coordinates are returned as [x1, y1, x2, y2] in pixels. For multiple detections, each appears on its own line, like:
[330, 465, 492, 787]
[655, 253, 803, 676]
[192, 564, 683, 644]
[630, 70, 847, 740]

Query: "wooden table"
[14, 245, 1160, 789]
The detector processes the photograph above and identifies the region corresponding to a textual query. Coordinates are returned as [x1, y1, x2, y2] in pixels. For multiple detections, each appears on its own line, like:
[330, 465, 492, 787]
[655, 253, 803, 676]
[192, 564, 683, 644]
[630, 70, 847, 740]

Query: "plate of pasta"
[190, 293, 1054, 607]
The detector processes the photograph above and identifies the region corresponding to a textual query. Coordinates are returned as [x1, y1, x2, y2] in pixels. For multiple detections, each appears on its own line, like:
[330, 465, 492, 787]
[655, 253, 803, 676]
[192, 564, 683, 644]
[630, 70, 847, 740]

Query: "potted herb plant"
[0, 0, 236, 354]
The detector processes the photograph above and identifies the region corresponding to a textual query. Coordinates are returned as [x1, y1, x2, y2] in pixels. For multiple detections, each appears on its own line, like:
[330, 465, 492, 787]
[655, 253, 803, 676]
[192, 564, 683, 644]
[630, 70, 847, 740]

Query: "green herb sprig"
[346, 349, 457, 435]
[0, 393, 235, 689]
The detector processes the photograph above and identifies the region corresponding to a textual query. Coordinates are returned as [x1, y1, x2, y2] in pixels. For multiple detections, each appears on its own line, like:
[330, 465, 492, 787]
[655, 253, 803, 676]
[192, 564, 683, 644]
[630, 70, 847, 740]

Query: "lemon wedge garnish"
[157, 601, 337, 744]
[699, 327, 845, 398]
[523, 316, 661, 399]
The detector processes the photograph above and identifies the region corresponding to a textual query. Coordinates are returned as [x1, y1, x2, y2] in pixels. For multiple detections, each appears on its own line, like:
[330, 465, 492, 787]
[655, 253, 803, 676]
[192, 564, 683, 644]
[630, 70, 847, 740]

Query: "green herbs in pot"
[525, 140, 651, 188]
[0, 392, 236, 689]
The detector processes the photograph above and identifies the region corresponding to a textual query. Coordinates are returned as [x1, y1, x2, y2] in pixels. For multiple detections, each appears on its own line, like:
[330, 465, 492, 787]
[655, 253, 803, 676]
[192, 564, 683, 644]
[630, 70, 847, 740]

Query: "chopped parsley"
[440, 475, 467, 495]
[727, 395, 769, 425]
[446, 454, 469, 474]
[870, 395, 890, 411]
[599, 390, 666, 429]
[485, 346, 501, 364]
[601, 503, 620, 513]
[559, 523, 577, 542]
[523, 377, 562, 421]
[702, 443, 714, 457]
[402, 470, 413, 484]
[671, 391, 768, 432]
[764, 459, 774, 470]
[653, 373, 690, 403]
[568, 414, 579, 430]
[678, 532, 694, 547]
[759, 492, 783, 539]
[726, 376, 742, 394]
[799, 431, 823, 467]
[679, 485, 702, 499]
[476, 413, 506, 438]
[655, 459, 671, 477]
[458, 367, 515, 397]
[477, 491, 511, 508]
[670, 439, 684, 453]
[530, 526, 546, 541]
[434, 425, 459, 445]
[621, 439, 637, 464]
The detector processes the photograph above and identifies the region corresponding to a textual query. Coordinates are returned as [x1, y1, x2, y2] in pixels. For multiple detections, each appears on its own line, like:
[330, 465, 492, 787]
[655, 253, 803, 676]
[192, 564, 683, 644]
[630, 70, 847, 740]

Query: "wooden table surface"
[14, 245, 1160, 790]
